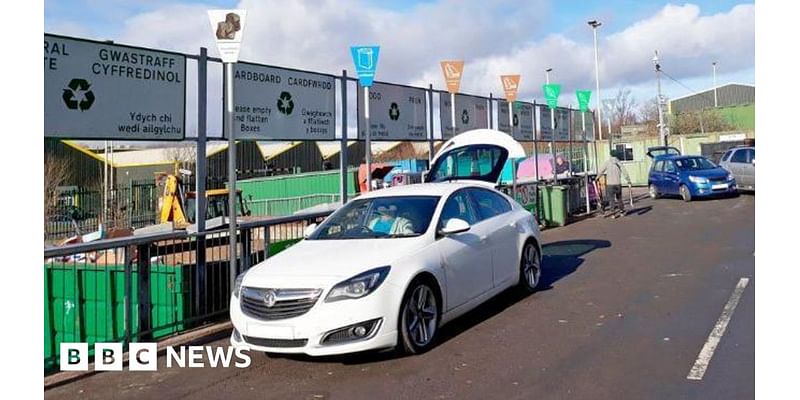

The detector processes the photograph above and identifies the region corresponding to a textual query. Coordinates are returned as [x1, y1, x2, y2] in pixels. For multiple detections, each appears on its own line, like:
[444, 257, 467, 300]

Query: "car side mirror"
[303, 223, 317, 238]
[439, 218, 470, 236]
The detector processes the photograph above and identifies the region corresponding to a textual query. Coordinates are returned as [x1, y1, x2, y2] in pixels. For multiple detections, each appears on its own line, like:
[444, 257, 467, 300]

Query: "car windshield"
[308, 196, 440, 240]
[675, 157, 716, 170]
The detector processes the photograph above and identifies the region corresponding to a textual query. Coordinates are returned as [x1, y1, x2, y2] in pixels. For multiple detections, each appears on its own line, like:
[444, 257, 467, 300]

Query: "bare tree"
[163, 142, 197, 174]
[44, 156, 70, 235]
[608, 88, 639, 133]
[638, 96, 661, 136]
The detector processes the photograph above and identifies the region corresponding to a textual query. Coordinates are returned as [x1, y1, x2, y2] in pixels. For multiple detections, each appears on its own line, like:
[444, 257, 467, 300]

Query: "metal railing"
[248, 194, 340, 217]
[43, 210, 332, 373]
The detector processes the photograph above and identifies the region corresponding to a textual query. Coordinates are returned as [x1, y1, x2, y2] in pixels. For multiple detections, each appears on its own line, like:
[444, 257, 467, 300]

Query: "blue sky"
[45, 0, 755, 112]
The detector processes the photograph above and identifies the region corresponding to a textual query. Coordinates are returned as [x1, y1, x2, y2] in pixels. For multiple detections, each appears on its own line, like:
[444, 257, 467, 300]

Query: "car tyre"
[518, 241, 541, 294]
[680, 184, 692, 202]
[398, 279, 440, 354]
[648, 184, 660, 199]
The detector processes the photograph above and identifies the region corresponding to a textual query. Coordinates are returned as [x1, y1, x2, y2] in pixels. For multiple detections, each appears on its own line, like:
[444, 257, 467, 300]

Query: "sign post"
[543, 83, 561, 184]
[501, 75, 521, 197]
[441, 61, 464, 140]
[351, 46, 380, 191]
[209, 9, 246, 294]
[576, 90, 592, 215]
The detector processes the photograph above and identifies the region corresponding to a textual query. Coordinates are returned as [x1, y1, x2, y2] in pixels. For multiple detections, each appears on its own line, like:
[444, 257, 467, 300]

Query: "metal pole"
[568, 109, 573, 177]
[195, 47, 208, 316]
[712, 61, 718, 108]
[450, 92, 457, 139]
[590, 24, 606, 151]
[225, 62, 237, 294]
[103, 140, 108, 230]
[428, 84, 435, 162]
[196, 47, 208, 230]
[364, 85, 372, 192]
[551, 107, 557, 184]
[655, 52, 666, 147]
[533, 101, 539, 183]
[592, 138, 600, 211]
[582, 111, 590, 215]
[340, 70, 349, 204]
[110, 141, 114, 222]
[593, 111, 601, 172]
[489, 93, 494, 129]
[533, 102, 540, 220]
[509, 101, 516, 197]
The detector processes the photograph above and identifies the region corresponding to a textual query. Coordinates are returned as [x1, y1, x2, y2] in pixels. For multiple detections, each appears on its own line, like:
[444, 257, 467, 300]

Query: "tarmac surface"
[46, 189, 755, 400]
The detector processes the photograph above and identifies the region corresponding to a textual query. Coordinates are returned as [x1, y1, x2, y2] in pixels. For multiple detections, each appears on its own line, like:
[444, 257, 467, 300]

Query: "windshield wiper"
[383, 233, 420, 238]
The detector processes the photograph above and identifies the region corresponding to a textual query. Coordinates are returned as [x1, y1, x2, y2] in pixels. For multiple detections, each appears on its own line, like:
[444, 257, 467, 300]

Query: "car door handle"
[479, 235, 489, 243]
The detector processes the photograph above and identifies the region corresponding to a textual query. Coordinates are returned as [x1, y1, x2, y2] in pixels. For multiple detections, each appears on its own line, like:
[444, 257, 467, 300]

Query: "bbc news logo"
[60, 343, 251, 371]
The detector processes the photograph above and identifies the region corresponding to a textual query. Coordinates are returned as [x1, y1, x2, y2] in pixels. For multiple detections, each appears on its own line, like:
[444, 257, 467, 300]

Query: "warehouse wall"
[44, 139, 104, 189]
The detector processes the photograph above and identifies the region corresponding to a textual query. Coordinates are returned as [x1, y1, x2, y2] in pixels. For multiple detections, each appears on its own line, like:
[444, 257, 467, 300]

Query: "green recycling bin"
[538, 185, 568, 227]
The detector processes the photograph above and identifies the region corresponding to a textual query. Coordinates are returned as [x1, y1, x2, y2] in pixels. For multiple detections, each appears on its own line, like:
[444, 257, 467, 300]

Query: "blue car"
[647, 148, 737, 202]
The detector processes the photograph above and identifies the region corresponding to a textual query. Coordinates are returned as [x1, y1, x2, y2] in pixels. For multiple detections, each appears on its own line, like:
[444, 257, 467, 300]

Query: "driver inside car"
[368, 205, 414, 235]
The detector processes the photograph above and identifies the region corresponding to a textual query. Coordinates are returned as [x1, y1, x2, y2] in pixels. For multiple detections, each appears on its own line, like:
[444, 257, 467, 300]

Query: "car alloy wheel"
[680, 184, 692, 202]
[649, 184, 659, 199]
[399, 282, 438, 353]
[519, 242, 541, 293]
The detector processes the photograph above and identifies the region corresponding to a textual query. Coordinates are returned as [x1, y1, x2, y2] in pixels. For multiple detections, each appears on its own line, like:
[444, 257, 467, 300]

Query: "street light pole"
[545, 68, 552, 84]
[653, 51, 667, 146]
[588, 20, 607, 155]
[712, 61, 718, 108]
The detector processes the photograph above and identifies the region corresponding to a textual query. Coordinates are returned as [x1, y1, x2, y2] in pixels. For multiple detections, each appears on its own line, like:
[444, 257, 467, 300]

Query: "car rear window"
[467, 188, 511, 221]
[721, 150, 733, 162]
[731, 150, 748, 163]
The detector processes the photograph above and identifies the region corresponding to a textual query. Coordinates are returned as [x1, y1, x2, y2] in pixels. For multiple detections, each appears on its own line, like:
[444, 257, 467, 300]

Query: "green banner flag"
[543, 83, 561, 109]
[576, 90, 592, 112]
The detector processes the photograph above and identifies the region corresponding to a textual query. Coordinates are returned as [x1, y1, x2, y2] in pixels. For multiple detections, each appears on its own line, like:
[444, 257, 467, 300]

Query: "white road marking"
[686, 277, 750, 380]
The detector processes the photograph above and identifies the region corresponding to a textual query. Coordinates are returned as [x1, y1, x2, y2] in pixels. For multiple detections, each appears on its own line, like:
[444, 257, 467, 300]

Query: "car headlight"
[233, 271, 247, 299]
[688, 176, 708, 184]
[727, 173, 734, 181]
[325, 266, 390, 303]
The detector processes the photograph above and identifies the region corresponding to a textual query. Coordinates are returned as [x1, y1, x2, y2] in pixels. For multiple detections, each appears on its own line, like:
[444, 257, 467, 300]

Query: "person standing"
[597, 150, 631, 218]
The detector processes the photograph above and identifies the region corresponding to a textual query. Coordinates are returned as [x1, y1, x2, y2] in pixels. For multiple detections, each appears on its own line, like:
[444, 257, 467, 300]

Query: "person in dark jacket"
[597, 150, 631, 218]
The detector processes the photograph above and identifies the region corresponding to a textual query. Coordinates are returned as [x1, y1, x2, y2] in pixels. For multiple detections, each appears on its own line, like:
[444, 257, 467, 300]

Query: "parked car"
[647, 154, 737, 201]
[718, 146, 755, 191]
[230, 130, 542, 356]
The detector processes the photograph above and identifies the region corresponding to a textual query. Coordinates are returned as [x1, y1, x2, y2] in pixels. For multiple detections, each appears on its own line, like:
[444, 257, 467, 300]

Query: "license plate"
[712, 184, 728, 190]
[246, 323, 294, 339]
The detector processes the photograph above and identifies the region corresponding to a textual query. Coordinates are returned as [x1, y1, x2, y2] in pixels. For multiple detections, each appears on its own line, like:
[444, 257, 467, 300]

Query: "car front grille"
[709, 176, 727, 183]
[242, 336, 308, 348]
[240, 287, 322, 321]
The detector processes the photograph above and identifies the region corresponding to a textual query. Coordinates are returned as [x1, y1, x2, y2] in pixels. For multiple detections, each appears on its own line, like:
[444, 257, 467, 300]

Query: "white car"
[230, 129, 543, 355]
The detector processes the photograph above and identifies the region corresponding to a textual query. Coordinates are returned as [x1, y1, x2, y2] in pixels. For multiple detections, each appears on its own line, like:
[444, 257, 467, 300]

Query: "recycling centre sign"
[497, 101, 534, 141]
[357, 82, 426, 141]
[231, 62, 336, 140]
[439, 94, 488, 140]
[44, 34, 186, 140]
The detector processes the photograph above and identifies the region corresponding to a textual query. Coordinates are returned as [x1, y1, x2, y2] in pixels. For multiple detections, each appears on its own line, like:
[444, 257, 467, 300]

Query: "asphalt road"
[46, 190, 755, 400]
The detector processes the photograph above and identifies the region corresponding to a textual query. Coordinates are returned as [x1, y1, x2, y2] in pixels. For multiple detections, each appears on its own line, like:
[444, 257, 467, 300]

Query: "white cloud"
[110, 1, 753, 103]
[51, 1, 753, 140]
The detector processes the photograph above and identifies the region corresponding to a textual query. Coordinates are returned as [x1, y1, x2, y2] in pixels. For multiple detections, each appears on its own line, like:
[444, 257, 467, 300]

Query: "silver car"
[719, 146, 755, 191]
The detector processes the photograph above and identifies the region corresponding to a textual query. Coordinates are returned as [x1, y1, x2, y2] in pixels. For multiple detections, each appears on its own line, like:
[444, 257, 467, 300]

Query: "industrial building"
[668, 83, 755, 131]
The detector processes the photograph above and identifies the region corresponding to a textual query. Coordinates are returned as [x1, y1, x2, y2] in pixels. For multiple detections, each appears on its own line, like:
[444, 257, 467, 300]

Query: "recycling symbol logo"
[461, 109, 469, 124]
[62, 78, 95, 111]
[277, 91, 294, 115]
[513, 113, 519, 127]
[389, 102, 400, 121]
